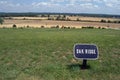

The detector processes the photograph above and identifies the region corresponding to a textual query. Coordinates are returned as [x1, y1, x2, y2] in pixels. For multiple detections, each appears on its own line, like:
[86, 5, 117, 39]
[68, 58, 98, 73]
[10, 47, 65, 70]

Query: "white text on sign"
[76, 49, 96, 54]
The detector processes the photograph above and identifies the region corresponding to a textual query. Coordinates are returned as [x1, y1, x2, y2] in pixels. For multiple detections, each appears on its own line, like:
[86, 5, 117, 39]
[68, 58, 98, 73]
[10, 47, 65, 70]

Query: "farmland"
[0, 28, 120, 80]
[0, 14, 120, 29]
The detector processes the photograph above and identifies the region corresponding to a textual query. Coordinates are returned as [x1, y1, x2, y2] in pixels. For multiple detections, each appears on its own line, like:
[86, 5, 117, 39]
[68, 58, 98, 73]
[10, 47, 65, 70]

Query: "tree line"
[0, 13, 120, 18]
[101, 19, 120, 23]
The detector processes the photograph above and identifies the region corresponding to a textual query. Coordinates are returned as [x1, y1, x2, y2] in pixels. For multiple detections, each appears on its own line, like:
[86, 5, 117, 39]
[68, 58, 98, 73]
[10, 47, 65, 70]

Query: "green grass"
[0, 28, 120, 80]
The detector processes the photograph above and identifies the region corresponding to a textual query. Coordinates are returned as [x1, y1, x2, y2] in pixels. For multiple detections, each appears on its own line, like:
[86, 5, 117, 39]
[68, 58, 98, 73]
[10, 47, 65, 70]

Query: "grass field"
[0, 28, 120, 80]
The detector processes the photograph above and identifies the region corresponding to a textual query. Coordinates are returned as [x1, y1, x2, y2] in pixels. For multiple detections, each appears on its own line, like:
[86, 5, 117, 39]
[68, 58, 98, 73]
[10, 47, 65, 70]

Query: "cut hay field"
[0, 17, 120, 29]
[68, 16, 120, 21]
[0, 28, 120, 80]
[1, 19, 120, 29]
[8, 16, 120, 21]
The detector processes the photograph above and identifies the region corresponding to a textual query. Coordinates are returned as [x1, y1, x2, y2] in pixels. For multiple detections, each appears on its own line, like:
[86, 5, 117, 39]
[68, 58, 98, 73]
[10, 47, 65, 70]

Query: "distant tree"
[23, 17, 26, 20]
[48, 17, 54, 20]
[41, 25, 45, 28]
[56, 15, 61, 20]
[98, 27, 101, 29]
[76, 18, 80, 21]
[63, 15, 66, 18]
[56, 25, 59, 28]
[66, 17, 70, 21]
[13, 24, 17, 28]
[101, 19, 106, 23]
[118, 21, 120, 23]
[107, 20, 112, 23]
[26, 25, 29, 28]
[0, 18, 4, 25]
[9, 17, 13, 19]
[47, 14, 50, 17]
[41, 15, 46, 17]
[67, 27, 71, 29]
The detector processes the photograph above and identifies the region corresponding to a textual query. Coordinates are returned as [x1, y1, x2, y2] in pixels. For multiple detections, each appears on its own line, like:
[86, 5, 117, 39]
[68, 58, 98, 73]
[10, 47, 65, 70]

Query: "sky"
[0, 0, 120, 15]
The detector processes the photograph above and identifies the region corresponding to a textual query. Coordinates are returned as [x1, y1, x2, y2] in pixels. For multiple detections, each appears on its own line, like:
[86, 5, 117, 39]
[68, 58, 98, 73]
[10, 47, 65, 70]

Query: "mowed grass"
[0, 28, 120, 80]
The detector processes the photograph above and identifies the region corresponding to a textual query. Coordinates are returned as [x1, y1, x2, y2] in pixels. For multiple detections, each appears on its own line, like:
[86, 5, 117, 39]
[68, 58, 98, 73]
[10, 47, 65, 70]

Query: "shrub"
[13, 24, 17, 28]
[66, 18, 71, 21]
[102, 27, 106, 29]
[67, 27, 71, 29]
[82, 26, 94, 29]
[0, 18, 4, 25]
[41, 25, 45, 28]
[19, 27, 24, 29]
[51, 25, 59, 29]
[26, 25, 29, 28]
[76, 18, 80, 21]
[71, 27, 76, 29]
[98, 27, 101, 29]
[61, 26, 71, 29]
[56, 15, 66, 21]
[61, 26, 67, 29]
[118, 21, 120, 23]
[107, 20, 112, 23]
[23, 18, 26, 20]
[48, 17, 54, 20]
[101, 19, 106, 23]
[56, 25, 59, 28]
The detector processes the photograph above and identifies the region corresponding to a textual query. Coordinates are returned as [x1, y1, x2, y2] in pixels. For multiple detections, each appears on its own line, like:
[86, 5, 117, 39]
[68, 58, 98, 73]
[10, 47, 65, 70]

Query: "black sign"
[74, 44, 99, 60]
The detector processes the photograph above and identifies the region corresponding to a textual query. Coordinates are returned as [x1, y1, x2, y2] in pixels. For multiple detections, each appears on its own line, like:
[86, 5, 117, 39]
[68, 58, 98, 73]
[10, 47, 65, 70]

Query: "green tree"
[0, 18, 4, 25]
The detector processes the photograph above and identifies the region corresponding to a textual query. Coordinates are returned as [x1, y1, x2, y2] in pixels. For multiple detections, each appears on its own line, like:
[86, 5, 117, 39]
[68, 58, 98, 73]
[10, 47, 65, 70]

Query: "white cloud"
[0, 1, 7, 4]
[106, 3, 113, 7]
[80, 3, 98, 9]
[103, 0, 120, 8]
[0, 1, 21, 7]
[50, 0, 65, 3]
[93, 0, 103, 3]
[0, 0, 120, 14]
[32, 2, 59, 7]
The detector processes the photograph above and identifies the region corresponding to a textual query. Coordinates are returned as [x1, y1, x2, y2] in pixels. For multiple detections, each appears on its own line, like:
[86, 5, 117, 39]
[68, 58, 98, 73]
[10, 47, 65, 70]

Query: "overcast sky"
[0, 0, 120, 15]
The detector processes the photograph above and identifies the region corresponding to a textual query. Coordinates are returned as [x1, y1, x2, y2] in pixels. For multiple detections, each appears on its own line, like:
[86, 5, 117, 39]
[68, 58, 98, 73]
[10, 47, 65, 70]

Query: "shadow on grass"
[67, 63, 91, 71]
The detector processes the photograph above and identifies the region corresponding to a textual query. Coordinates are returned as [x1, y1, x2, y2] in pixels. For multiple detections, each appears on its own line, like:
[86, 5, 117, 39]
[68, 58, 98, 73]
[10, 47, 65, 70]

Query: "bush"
[66, 18, 71, 21]
[13, 24, 17, 28]
[56, 25, 59, 28]
[41, 25, 45, 28]
[56, 15, 66, 21]
[51, 25, 59, 29]
[26, 25, 29, 28]
[0, 18, 4, 24]
[19, 27, 24, 29]
[107, 20, 112, 23]
[101, 19, 106, 23]
[48, 17, 54, 20]
[61, 26, 71, 29]
[71, 27, 76, 29]
[82, 26, 94, 29]
[118, 21, 120, 23]
[23, 18, 26, 20]
[98, 27, 101, 29]
[61, 26, 67, 29]
[76, 18, 80, 21]
[102, 27, 106, 29]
